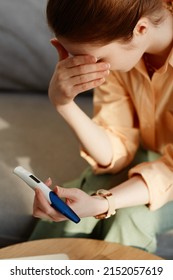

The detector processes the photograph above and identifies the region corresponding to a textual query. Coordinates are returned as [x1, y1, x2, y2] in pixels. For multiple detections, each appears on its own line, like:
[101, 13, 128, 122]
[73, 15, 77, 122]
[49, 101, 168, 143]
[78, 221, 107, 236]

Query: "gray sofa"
[0, 0, 91, 247]
[0, 0, 173, 259]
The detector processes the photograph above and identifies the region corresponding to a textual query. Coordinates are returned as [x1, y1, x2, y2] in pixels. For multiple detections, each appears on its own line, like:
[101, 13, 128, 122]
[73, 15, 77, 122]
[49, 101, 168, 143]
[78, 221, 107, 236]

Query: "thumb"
[54, 186, 79, 201]
[50, 38, 69, 61]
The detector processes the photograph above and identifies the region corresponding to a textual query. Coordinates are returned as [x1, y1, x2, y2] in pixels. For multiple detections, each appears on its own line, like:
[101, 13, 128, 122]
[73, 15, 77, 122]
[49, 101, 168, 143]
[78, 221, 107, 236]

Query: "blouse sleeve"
[129, 144, 173, 210]
[80, 71, 140, 174]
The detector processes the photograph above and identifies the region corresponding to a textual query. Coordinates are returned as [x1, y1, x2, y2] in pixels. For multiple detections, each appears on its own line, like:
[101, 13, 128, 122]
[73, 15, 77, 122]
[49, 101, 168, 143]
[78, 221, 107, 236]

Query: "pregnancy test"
[13, 166, 80, 223]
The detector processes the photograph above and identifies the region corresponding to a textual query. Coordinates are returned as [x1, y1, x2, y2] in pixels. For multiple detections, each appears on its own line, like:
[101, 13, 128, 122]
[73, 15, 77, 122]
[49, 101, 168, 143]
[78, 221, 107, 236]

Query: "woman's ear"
[133, 18, 149, 37]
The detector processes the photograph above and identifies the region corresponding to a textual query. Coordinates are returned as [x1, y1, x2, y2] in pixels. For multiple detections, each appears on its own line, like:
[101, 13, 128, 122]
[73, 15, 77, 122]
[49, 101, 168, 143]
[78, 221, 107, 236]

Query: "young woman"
[30, 0, 173, 253]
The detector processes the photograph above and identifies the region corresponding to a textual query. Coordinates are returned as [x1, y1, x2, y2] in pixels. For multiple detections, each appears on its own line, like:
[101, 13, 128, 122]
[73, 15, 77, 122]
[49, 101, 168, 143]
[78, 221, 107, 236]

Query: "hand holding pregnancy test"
[13, 166, 80, 223]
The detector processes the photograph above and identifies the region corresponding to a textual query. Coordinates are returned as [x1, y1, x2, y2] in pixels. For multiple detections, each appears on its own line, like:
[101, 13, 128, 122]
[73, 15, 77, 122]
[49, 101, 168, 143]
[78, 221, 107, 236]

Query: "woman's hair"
[46, 0, 164, 44]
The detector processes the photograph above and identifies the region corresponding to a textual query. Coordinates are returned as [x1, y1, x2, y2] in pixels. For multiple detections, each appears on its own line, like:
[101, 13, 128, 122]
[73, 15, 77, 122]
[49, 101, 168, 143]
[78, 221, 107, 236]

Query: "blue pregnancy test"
[13, 166, 80, 223]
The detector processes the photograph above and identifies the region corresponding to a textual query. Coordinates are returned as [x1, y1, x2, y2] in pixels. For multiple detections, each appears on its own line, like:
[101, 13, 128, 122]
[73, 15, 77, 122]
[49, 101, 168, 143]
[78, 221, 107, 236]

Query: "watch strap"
[92, 189, 116, 219]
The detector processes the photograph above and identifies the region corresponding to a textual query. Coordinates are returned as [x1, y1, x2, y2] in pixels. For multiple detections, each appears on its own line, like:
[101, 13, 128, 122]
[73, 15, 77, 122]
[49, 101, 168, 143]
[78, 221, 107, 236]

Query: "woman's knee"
[105, 206, 157, 252]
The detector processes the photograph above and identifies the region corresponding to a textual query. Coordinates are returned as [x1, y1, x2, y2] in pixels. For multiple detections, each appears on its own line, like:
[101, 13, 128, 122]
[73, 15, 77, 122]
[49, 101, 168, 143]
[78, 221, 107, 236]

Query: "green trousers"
[29, 148, 173, 253]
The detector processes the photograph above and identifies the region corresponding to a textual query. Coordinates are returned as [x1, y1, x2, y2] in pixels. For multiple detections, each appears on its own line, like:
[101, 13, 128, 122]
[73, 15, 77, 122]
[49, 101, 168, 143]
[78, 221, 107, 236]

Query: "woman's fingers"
[59, 54, 97, 68]
[54, 186, 80, 201]
[60, 62, 110, 80]
[55, 60, 110, 96]
[33, 188, 65, 221]
[73, 77, 106, 93]
[70, 69, 110, 85]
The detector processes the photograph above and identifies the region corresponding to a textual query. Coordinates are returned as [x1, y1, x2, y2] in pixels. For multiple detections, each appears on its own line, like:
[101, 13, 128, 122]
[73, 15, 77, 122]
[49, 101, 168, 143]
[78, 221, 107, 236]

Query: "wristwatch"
[92, 189, 116, 219]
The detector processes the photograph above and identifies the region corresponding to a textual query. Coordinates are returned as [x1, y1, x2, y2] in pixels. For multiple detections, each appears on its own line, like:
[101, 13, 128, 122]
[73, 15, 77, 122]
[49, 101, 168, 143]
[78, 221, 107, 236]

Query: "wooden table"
[0, 238, 163, 260]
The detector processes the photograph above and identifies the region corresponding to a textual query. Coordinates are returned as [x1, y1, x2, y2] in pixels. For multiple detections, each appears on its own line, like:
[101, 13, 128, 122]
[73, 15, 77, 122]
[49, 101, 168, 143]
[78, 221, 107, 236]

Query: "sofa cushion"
[0, 0, 57, 91]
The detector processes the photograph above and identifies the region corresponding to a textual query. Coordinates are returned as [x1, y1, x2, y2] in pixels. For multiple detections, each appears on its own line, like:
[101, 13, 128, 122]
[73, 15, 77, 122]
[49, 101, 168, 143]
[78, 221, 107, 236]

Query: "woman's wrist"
[92, 189, 116, 219]
[91, 195, 109, 217]
[90, 176, 149, 219]
[55, 100, 75, 114]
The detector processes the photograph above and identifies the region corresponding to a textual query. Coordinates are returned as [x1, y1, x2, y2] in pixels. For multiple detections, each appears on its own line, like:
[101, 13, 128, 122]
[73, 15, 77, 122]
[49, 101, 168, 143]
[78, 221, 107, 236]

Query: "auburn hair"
[46, 0, 164, 44]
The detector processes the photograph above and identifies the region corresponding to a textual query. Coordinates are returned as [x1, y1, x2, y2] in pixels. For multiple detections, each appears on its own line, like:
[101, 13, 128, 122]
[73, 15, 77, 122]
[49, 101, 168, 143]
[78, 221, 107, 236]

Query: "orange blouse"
[81, 46, 173, 210]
